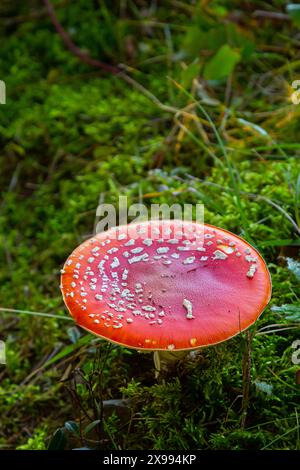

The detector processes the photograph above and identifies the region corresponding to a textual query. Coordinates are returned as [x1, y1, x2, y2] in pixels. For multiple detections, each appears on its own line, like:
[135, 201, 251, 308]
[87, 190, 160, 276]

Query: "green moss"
[16, 428, 48, 450]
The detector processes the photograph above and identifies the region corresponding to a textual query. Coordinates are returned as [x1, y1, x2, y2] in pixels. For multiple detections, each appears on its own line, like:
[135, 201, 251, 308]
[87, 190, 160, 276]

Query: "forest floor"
[0, 0, 299, 450]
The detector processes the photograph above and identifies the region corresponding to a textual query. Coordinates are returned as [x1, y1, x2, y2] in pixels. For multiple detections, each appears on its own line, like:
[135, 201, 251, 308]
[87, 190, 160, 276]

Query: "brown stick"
[252, 10, 290, 21]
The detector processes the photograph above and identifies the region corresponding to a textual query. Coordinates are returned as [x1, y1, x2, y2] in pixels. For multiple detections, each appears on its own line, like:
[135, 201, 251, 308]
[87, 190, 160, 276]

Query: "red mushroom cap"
[61, 220, 271, 351]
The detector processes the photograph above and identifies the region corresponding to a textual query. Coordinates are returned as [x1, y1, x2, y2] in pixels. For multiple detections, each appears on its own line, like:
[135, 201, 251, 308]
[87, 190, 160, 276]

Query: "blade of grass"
[169, 77, 252, 242]
[237, 118, 289, 160]
[174, 118, 224, 167]
[44, 334, 95, 367]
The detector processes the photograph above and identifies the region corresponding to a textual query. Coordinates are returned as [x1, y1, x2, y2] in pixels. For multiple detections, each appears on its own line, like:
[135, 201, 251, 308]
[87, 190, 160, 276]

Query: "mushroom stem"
[153, 350, 187, 376]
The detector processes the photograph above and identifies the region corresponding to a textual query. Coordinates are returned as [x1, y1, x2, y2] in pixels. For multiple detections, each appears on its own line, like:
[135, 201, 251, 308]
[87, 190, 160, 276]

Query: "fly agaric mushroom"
[60, 220, 271, 372]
